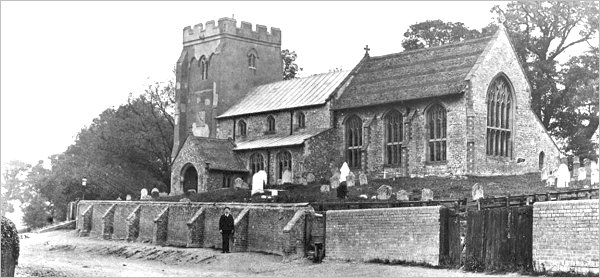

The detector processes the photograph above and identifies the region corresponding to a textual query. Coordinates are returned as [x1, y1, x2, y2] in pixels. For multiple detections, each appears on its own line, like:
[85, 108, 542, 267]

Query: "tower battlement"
[183, 17, 281, 45]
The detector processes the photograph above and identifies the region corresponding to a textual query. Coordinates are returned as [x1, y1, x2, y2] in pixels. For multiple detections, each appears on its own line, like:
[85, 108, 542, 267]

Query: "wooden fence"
[464, 206, 533, 272]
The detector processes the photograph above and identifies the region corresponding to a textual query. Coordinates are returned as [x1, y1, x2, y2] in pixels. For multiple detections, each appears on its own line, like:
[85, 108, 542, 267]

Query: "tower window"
[238, 120, 247, 137]
[345, 115, 362, 168]
[486, 75, 513, 158]
[199, 56, 208, 80]
[266, 115, 276, 133]
[248, 53, 257, 69]
[384, 110, 403, 166]
[296, 112, 306, 129]
[426, 104, 447, 162]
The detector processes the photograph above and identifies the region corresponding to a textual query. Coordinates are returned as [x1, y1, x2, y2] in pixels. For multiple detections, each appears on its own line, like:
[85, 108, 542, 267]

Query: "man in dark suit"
[219, 207, 235, 253]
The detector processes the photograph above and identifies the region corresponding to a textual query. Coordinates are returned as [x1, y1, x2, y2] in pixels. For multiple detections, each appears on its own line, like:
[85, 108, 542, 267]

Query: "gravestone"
[234, 177, 243, 188]
[396, 190, 409, 201]
[330, 172, 341, 189]
[140, 188, 148, 199]
[359, 172, 368, 186]
[158, 192, 168, 197]
[346, 172, 356, 187]
[591, 161, 599, 185]
[320, 184, 330, 193]
[126, 194, 132, 201]
[377, 185, 393, 200]
[359, 194, 368, 199]
[572, 156, 581, 180]
[546, 174, 556, 187]
[117, 197, 122, 201]
[371, 196, 377, 200]
[306, 173, 316, 183]
[577, 167, 587, 181]
[251, 171, 267, 195]
[151, 188, 160, 199]
[282, 169, 293, 184]
[300, 177, 308, 186]
[339, 162, 350, 182]
[471, 183, 484, 200]
[556, 163, 570, 188]
[421, 188, 434, 201]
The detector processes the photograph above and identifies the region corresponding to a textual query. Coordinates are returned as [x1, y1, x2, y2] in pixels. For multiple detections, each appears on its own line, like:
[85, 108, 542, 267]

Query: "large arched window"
[384, 110, 403, 166]
[486, 75, 513, 158]
[249, 153, 264, 175]
[238, 120, 247, 137]
[426, 104, 447, 162]
[266, 115, 276, 133]
[199, 56, 208, 80]
[345, 115, 362, 168]
[276, 151, 292, 179]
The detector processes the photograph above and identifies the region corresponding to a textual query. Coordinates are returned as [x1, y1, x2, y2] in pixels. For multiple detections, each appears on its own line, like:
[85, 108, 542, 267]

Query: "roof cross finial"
[364, 45, 370, 56]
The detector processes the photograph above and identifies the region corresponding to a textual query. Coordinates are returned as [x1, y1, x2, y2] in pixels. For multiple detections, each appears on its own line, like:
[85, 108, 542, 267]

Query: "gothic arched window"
[238, 120, 247, 137]
[248, 53, 257, 69]
[486, 75, 513, 158]
[427, 104, 447, 162]
[296, 112, 306, 129]
[276, 151, 292, 179]
[249, 153, 264, 175]
[266, 115, 276, 133]
[385, 110, 403, 165]
[199, 56, 208, 80]
[345, 115, 362, 168]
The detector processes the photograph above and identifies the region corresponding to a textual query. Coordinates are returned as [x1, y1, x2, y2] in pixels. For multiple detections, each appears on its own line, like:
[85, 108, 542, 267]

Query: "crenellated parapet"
[183, 17, 281, 45]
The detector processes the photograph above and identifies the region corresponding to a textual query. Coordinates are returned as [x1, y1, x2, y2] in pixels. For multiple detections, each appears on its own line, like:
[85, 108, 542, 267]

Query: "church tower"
[172, 17, 282, 159]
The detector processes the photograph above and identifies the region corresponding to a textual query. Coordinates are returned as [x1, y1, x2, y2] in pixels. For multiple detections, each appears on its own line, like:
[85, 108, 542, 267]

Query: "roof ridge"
[369, 35, 494, 61]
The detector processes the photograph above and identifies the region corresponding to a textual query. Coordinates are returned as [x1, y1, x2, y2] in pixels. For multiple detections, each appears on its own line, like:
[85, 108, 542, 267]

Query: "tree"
[550, 47, 599, 159]
[21, 195, 52, 229]
[282, 49, 302, 80]
[492, 1, 599, 130]
[401, 20, 496, 51]
[1, 161, 31, 216]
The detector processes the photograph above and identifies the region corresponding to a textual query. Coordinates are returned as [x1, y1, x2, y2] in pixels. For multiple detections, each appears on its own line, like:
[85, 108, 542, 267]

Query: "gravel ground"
[15, 230, 521, 277]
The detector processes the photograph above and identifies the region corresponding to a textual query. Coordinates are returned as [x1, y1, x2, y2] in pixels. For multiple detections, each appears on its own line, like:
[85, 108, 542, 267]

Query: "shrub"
[1, 216, 19, 277]
[337, 181, 348, 199]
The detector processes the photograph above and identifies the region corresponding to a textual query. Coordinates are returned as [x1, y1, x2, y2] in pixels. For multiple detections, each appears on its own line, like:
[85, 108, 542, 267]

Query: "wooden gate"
[464, 206, 533, 272]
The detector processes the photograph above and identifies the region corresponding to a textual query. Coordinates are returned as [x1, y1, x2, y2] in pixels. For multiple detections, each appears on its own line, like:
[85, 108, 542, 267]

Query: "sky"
[0, 1, 590, 168]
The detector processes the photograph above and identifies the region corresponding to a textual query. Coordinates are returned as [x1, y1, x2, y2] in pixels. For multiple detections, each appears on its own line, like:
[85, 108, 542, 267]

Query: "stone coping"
[78, 200, 311, 208]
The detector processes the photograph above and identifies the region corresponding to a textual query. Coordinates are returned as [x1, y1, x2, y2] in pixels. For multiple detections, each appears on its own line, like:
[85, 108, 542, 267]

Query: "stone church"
[169, 17, 560, 195]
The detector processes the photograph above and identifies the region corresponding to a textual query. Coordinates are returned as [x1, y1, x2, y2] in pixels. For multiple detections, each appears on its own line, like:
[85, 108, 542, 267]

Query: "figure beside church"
[169, 17, 560, 196]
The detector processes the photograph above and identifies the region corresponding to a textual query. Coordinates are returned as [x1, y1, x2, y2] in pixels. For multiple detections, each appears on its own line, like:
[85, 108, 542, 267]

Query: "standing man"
[219, 207, 235, 253]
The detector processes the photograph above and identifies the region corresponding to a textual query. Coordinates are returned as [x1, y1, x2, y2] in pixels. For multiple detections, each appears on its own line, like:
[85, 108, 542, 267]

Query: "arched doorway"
[182, 164, 198, 193]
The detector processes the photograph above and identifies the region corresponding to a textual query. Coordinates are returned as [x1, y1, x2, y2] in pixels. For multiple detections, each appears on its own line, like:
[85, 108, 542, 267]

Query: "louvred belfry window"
[385, 110, 403, 165]
[486, 76, 513, 158]
[345, 115, 362, 168]
[427, 104, 447, 162]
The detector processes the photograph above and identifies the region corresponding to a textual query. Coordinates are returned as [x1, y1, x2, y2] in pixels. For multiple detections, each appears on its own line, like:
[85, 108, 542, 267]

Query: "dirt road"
[16, 230, 519, 277]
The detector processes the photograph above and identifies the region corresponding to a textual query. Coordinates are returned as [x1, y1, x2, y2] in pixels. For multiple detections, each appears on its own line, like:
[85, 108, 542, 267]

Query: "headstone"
[370, 196, 377, 200]
[572, 156, 581, 180]
[359, 172, 368, 186]
[151, 188, 160, 199]
[300, 177, 308, 186]
[234, 178, 244, 189]
[546, 174, 556, 187]
[541, 167, 549, 181]
[339, 162, 350, 182]
[126, 194, 132, 201]
[377, 185, 393, 200]
[141, 195, 153, 201]
[140, 188, 148, 199]
[179, 197, 191, 202]
[471, 183, 484, 200]
[584, 159, 592, 180]
[396, 190, 409, 201]
[117, 197, 122, 201]
[330, 172, 340, 189]
[158, 192, 168, 197]
[556, 163, 570, 188]
[282, 169, 293, 184]
[320, 184, 330, 193]
[346, 172, 356, 187]
[421, 188, 434, 201]
[577, 167, 587, 181]
[252, 171, 267, 195]
[306, 173, 316, 183]
[591, 160, 599, 185]
[359, 194, 368, 199]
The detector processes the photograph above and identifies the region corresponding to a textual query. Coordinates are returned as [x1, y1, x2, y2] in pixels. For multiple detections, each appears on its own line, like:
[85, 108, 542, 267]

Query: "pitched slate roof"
[233, 128, 330, 151]
[187, 137, 248, 172]
[332, 36, 495, 110]
[218, 70, 350, 118]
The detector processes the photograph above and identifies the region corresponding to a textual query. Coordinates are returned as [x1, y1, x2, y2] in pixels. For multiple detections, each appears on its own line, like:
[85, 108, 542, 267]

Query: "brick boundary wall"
[325, 206, 452, 266]
[76, 201, 313, 257]
[532, 199, 599, 274]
